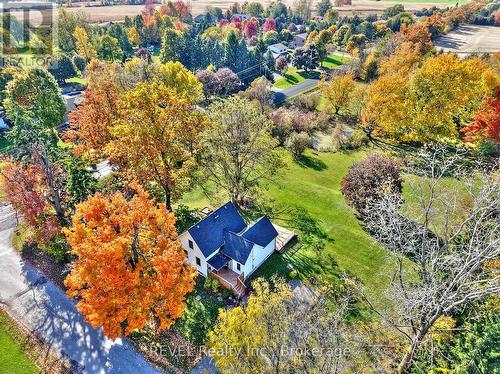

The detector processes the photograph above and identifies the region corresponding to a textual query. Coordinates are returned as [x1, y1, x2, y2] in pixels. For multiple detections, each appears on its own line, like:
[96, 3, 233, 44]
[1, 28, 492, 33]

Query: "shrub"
[340, 130, 368, 150]
[44, 234, 69, 263]
[288, 132, 311, 159]
[341, 154, 402, 213]
[291, 91, 321, 111]
[204, 277, 221, 292]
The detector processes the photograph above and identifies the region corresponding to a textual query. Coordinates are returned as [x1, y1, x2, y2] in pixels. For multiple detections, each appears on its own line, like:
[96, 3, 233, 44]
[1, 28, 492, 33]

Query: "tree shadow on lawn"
[298, 70, 321, 79]
[294, 153, 328, 171]
[322, 55, 343, 67]
[283, 73, 300, 84]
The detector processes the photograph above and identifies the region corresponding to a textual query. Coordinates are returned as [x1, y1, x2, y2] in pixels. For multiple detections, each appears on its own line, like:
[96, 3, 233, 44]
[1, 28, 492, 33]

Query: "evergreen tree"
[160, 28, 184, 63]
[224, 31, 239, 70]
[108, 24, 134, 59]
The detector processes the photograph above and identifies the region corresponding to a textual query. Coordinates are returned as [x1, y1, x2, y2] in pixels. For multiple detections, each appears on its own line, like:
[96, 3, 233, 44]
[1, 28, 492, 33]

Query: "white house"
[232, 13, 251, 21]
[178, 202, 278, 295]
[268, 43, 288, 58]
[290, 32, 308, 49]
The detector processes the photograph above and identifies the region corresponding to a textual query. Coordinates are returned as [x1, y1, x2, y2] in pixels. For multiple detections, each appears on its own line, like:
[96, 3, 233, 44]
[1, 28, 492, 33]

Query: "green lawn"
[181, 149, 395, 308]
[321, 53, 350, 70]
[0, 309, 37, 374]
[65, 76, 87, 86]
[274, 67, 321, 89]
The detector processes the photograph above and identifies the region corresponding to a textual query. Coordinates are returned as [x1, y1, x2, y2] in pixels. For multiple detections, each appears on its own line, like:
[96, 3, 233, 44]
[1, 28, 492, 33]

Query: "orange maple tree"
[64, 184, 196, 339]
[2, 161, 61, 243]
[66, 85, 118, 159]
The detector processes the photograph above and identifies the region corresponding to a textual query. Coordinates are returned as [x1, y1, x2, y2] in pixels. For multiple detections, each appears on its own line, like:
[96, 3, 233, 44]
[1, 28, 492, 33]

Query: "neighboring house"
[232, 13, 251, 21]
[193, 13, 216, 24]
[268, 43, 289, 58]
[290, 32, 308, 49]
[178, 202, 279, 296]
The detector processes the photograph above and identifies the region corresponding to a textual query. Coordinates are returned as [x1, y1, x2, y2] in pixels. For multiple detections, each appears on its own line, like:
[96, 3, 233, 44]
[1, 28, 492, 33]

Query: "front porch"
[208, 268, 246, 297]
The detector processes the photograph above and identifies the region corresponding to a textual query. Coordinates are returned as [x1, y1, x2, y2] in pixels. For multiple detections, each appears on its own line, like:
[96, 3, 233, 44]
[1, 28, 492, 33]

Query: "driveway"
[273, 78, 320, 104]
[0, 205, 163, 374]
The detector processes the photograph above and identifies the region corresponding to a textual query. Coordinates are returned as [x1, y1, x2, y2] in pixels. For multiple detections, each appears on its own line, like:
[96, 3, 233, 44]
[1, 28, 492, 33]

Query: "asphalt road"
[273, 78, 320, 104]
[0, 205, 163, 374]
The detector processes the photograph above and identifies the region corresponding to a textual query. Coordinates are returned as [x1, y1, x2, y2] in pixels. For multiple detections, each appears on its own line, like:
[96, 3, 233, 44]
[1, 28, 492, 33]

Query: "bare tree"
[363, 148, 500, 373]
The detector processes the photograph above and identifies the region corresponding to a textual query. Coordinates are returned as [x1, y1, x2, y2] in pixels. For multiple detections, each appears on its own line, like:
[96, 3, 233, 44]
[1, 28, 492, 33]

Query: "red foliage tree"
[218, 19, 229, 27]
[263, 18, 277, 33]
[463, 87, 500, 144]
[341, 155, 402, 213]
[243, 20, 258, 39]
[231, 16, 242, 31]
[2, 161, 61, 243]
[142, 0, 156, 26]
[173, 0, 190, 19]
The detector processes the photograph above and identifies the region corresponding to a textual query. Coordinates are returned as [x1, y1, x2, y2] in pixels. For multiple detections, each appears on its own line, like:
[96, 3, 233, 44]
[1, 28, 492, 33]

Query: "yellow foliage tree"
[320, 72, 356, 114]
[208, 278, 292, 374]
[106, 81, 207, 210]
[363, 54, 500, 142]
[155, 61, 204, 103]
[128, 26, 139, 46]
[378, 43, 421, 77]
[361, 74, 408, 139]
[74, 26, 96, 62]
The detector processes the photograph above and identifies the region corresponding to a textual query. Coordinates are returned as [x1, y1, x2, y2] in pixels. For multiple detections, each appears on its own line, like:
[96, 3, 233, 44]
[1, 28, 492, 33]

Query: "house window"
[184, 250, 188, 257]
[196, 257, 201, 266]
[236, 263, 241, 271]
[188, 240, 194, 249]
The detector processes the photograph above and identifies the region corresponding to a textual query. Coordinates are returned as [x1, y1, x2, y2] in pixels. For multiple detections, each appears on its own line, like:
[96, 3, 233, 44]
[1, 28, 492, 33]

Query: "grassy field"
[181, 149, 395, 308]
[0, 309, 37, 374]
[274, 54, 348, 89]
[321, 53, 350, 69]
[274, 67, 321, 89]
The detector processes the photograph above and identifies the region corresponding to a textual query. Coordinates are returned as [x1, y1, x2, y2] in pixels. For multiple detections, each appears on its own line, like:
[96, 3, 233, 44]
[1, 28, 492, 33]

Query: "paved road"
[273, 78, 320, 104]
[0, 205, 163, 374]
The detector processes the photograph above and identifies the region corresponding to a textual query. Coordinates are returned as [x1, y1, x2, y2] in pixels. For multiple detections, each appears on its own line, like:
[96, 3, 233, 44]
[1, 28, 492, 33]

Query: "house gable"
[187, 202, 246, 258]
[241, 216, 278, 247]
[180, 202, 279, 279]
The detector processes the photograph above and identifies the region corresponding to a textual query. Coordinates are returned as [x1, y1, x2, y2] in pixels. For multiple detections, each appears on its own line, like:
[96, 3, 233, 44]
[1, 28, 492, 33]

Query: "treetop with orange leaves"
[64, 184, 196, 339]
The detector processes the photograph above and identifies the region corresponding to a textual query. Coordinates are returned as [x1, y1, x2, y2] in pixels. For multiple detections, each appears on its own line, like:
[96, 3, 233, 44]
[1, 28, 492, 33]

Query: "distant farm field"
[434, 24, 500, 54]
[9, 0, 455, 24]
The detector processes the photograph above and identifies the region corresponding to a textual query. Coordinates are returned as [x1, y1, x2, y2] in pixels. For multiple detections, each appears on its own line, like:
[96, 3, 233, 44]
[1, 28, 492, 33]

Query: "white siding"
[242, 239, 276, 280]
[229, 259, 244, 275]
[178, 231, 210, 277]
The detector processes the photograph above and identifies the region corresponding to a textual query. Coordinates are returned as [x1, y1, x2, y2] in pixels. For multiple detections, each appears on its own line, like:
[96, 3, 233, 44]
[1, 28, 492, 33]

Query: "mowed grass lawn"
[0, 309, 37, 374]
[274, 67, 321, 89]
[321, 53, 350, 70]
[181, 149, 395, 307]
